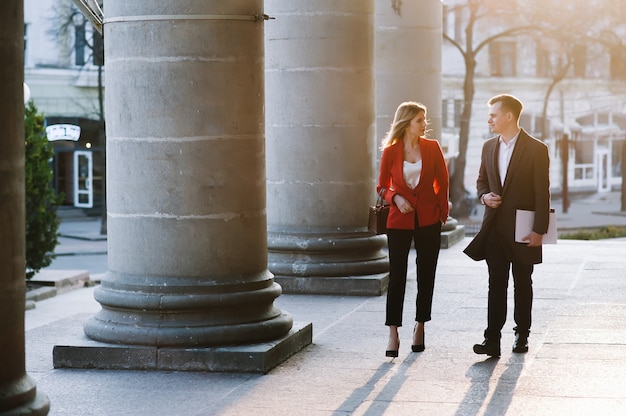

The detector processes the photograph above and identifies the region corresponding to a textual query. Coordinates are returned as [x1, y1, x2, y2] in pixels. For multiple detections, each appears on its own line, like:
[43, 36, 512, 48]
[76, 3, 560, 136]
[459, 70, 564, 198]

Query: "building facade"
[441, 0, 626, 198]
[25, 1, 626, 210]
[24, 0, 103, 210]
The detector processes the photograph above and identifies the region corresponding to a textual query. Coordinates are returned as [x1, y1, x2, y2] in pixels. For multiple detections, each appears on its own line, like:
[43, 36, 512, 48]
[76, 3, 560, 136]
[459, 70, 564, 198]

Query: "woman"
[377, 101, 449, 357]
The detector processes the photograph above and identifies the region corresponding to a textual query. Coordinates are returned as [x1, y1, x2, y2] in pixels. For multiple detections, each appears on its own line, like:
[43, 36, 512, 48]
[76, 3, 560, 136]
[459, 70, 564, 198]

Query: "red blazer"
[377, 138, 449, 229]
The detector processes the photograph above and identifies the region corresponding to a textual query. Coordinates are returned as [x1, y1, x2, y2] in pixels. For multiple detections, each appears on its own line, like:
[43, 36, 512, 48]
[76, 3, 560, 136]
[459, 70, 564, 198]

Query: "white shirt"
[403, 160, 422, 189]
[498, 131, 520, 186]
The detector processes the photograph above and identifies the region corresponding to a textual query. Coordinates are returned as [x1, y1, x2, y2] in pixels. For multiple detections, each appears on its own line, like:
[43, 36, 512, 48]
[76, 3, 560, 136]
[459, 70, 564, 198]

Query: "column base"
[268, 230, 389, 296]
[0, 377, 50, 416]
[274, 273, 389, 296]
[441, 224, 465, 249]
[53, 322, 312, 374]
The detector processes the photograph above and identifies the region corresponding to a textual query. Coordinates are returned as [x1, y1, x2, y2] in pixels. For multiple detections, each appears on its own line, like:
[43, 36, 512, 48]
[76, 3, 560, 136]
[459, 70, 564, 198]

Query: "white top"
[403, 159, 422, 189]
[498, 131, 519, 186]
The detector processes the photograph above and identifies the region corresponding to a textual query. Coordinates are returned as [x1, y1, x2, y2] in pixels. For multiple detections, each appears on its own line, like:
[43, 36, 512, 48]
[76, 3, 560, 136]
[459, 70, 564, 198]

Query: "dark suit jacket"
[464, 129, 550, 265]
[377, 138, 449, 229]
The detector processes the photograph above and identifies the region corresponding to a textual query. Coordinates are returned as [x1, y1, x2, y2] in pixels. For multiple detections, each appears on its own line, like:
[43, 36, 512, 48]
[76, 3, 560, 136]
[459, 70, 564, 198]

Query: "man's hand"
[522, 231, 543, 247]
[483, 192, 502, 209]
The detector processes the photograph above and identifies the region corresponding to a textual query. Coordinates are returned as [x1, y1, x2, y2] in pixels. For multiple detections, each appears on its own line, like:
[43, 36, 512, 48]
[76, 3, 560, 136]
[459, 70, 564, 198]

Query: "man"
[464, 94, 550, 357]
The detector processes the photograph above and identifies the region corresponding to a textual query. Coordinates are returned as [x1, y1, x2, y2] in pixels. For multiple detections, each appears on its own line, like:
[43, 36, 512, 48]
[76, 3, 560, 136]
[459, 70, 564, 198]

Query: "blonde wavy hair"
[380, 101, 428, 149]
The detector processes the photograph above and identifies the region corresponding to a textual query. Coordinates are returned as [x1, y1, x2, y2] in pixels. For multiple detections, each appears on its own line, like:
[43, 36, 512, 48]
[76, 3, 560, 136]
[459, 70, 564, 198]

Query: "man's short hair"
[488, 94, 523, 120]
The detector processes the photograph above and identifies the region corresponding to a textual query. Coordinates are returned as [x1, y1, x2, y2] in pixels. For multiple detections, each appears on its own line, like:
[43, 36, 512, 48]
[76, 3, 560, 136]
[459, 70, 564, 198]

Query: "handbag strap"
[376, 188, 386, 207]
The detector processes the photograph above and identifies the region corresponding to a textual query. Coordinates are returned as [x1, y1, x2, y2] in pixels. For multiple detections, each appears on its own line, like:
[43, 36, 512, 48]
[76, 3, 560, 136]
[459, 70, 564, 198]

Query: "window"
[520, 114, 533, 133]
[442, 5, 449, 38]
[453, 99, 462, 128]
[612, 2, 626, 22]
[92, 30, 104, 66]
[489, 41, 516, 77]
[572, 44, 587, 78]
[75, 22, 86, 66]
[611, 140, 623, 177]
[574, 141, 593, 164]
[442, 99, 463, 128]
[454, 7, 463, 43]
[610, 45, 626, 81]
[536, 43, 550, 78]
[24, 23, 28, 66]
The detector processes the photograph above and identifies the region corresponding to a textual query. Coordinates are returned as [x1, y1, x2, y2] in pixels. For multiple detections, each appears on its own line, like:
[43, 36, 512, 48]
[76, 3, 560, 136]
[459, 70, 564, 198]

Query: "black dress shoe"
[512, 334, 528, 353]
[473, 339, 501, 357]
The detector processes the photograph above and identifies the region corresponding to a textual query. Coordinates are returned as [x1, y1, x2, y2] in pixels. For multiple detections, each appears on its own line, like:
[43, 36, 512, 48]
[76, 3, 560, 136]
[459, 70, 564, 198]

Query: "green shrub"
[559, 225, 626, 240]
[24, 101, 63, 279]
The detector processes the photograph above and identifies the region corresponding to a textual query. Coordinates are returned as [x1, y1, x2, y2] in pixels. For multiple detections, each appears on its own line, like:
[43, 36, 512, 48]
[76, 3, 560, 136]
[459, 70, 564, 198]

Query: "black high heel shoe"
[386, 338, 400, 358]
[412, 324, 425, 353]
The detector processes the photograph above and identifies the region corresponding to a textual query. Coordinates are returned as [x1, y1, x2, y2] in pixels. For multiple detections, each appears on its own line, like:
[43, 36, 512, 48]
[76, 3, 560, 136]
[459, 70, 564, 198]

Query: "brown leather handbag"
[368, 189, 389, 235]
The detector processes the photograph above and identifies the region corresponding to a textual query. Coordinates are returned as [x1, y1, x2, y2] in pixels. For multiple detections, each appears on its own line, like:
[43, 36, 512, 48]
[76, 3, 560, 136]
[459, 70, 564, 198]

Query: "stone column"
[54, 0, 311, 374]
[0, 0, 49, 413]
[265, 0, 388, 295]
[376, 0, 464, 248]
[375, 0, 442, 151]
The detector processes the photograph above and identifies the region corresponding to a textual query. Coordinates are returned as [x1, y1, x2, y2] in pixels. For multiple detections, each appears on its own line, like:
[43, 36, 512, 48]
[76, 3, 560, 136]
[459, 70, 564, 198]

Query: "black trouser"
[484, 226, 533, 340]
[385, 221, 441, 326]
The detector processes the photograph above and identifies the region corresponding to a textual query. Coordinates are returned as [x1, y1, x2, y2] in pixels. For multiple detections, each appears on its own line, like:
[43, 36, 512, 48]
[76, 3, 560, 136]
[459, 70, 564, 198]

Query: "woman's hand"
[393, 194, 414, 214]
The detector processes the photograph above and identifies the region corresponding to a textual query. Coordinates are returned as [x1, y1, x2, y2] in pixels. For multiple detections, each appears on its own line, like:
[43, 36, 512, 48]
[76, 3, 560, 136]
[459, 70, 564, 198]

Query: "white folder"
[515, 209, 557, 244]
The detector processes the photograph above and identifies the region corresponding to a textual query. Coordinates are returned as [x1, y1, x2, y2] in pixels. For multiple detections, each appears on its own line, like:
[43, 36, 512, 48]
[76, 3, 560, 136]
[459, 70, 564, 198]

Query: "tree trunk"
[541, 59, 571, 140]
[622, 136, 626, 211]
[450, 55, 476, 218]
[541, 81, 557, 140]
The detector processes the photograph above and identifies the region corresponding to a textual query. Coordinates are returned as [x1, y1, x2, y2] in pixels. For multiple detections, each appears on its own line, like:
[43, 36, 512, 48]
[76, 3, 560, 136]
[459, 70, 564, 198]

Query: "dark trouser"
[484, 226, 533, 341]
[385, 221, 441, 326]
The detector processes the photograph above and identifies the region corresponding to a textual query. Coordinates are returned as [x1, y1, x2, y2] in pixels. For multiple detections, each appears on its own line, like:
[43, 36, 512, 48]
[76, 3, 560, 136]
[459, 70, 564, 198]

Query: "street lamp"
[23, 82, 30, 104]
[71, 0, 103, 35]
[72, 8, 86, 27]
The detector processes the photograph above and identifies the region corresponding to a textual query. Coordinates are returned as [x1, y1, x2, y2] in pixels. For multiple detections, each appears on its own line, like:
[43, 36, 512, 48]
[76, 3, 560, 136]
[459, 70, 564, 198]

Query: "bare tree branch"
[391, 0, 402, 16]
[443, 33, 465, 58]
[474, 26, 537, 55]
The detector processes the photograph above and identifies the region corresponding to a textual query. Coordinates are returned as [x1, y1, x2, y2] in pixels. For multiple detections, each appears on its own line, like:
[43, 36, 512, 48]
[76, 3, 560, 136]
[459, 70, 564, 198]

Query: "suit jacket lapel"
[490, 139, 504, 194]
[502, 130, 528, 195]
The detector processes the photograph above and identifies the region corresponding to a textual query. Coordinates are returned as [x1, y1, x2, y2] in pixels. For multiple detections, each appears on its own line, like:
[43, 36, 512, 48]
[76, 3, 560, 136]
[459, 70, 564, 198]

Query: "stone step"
[27, 269, 91, 303]
[56, 206, 89, 220]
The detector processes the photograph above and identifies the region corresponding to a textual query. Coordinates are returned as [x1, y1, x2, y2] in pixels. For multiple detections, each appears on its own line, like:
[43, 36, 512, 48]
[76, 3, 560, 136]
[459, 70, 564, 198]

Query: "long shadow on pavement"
[484, 355, 526, 415]
[333, 353, 420, 415]
[454, 355, 525, 416]
[454, 358, 498, 416]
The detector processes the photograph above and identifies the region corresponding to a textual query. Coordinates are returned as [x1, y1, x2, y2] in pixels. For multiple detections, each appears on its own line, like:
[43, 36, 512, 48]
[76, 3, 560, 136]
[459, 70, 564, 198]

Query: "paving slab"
[21, 192, 626, 415]
[24, 236, 626, 415]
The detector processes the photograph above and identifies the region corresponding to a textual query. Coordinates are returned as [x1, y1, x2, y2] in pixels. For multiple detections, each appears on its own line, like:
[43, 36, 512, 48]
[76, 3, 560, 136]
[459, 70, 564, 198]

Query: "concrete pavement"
[24, 192, 626, 415]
